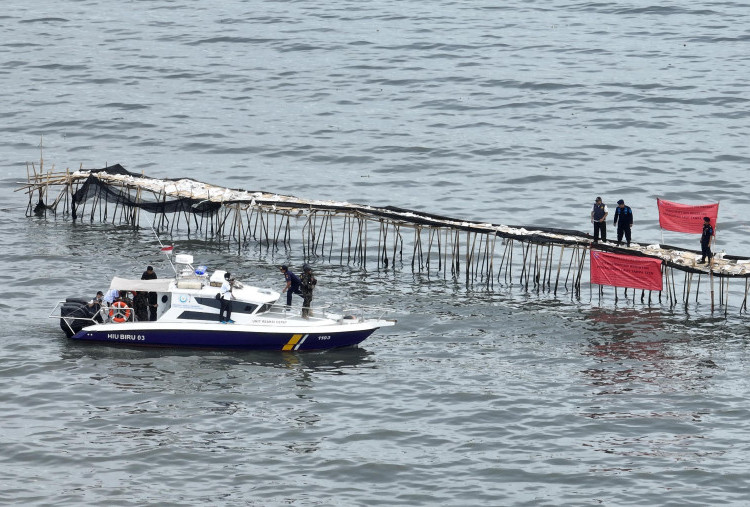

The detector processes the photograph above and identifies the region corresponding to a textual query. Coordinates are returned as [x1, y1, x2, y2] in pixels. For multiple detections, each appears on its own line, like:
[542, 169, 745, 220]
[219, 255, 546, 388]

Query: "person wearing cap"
[279, 265, 302, 306]
[613, 199, 634, 247]
[698, 216, 714, 264]
[88, 290, 104, 307]
[300, 264, 317, 318]
[88, 291, 105, 323]
[590, 197, 608, 243]
[219, 272, 235, 323]
[141, 265, 158, 321]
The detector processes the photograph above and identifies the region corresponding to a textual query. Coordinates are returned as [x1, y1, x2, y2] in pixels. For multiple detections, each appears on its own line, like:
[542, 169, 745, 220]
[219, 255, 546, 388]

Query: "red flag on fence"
[590, 250, 663, 291]
[656, 199, 719, 234]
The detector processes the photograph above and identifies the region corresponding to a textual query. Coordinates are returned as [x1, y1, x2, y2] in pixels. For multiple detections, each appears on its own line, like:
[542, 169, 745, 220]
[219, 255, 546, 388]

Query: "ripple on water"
[3, 0, 750, 504]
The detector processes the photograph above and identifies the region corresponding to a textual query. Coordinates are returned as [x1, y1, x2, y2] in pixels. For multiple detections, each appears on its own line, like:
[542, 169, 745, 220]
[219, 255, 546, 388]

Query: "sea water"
[1, 1, 750, 505]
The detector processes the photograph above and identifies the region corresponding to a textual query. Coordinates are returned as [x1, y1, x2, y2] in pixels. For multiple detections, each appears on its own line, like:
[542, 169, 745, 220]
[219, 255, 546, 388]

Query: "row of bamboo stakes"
[17, 162, 750, 315]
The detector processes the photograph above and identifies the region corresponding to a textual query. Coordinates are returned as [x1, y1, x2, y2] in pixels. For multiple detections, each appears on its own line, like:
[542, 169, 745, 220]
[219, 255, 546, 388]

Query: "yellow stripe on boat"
[282, 334, 304, 351]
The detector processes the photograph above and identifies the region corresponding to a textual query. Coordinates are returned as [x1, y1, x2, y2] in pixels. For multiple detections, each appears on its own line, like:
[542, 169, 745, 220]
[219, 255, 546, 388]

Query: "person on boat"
[102, 288, 119, 306]
[300, 264, 317, 318]
[698, 217, 714, 264]
[88, 291, 104, 308]
[118, 291, 134, 321]
[141, 265, 158, 321]
[219, 272, 235, 324]
[88, 290, 105, 323]
[613, 199, 633, 247]
[590, 196, 608, 243]
[279, 265, 302, 306]
[133, 290, 150, 321]
[101, 288, 119, 322]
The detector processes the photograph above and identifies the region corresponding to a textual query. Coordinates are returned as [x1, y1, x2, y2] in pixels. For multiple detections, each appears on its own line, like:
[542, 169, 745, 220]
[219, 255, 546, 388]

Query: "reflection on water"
[580, 307, 719, 394]
[5, 0, 750, 502]
[54, 342, 377, 464]
[60, 340, 374, 374]
[576, 307, 726, 466]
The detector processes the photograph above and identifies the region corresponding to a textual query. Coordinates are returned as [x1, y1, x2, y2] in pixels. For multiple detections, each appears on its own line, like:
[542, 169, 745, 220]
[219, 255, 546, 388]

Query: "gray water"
[2, 1, 750, 505]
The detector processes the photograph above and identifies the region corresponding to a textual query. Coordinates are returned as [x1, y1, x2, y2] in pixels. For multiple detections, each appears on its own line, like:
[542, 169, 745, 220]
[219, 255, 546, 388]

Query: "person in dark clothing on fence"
[141, 265, 158, 321]
[698, 216, 714, 264]
[590, 196, 608, 243]
[300, 264, 317, 318]
[613, 199, 633, 247]
[280, 265, 302, 306]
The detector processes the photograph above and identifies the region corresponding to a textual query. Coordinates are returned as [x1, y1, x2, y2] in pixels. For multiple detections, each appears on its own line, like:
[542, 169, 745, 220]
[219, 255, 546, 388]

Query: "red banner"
[657, 199, 719, 234]
[590, 250, 663, 291]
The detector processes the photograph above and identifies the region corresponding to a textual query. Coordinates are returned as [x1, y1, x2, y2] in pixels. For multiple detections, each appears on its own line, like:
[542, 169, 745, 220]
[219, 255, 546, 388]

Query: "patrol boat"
[52, 254, 395, 351]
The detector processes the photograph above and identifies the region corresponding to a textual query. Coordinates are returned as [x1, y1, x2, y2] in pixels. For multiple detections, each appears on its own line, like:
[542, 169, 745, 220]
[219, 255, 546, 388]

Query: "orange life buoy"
[109, 300, 131, 323]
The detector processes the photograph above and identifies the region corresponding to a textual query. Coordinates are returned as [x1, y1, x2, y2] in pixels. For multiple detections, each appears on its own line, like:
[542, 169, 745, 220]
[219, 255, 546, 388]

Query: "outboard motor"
[59, 297, 101, 338]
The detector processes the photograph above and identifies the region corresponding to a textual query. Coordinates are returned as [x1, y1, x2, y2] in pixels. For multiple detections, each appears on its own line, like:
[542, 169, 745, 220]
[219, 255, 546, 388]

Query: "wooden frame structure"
[18, 162, 750, 314]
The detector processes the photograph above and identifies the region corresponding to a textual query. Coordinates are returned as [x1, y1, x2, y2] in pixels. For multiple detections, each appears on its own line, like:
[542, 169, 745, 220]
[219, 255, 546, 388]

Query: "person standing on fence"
[280, 265, 303, 307]
[591, 197, 608, 243]
[698, 217, 714, 264]
[300, 264, 317, 318]
[613, 199, 633, 247]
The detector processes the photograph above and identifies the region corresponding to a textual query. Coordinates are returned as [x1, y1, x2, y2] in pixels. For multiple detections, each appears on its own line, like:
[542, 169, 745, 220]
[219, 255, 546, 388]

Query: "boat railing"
[338, 305, 393, 322]
[263, 303, 334, 320]
[49, 300, 101, 335]
[50, 300, 143, 327]
[264, 302, 392, 322]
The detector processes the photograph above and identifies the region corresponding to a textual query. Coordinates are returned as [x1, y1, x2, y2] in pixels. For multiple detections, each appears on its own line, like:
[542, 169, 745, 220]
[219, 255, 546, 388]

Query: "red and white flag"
[590, 250, 663, 291]
[657, 199, 719, 234]
[160, 245, 174, 254]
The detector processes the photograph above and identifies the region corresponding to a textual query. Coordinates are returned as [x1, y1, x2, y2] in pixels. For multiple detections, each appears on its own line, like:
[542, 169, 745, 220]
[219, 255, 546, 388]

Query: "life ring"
[109, 301, 131, 323]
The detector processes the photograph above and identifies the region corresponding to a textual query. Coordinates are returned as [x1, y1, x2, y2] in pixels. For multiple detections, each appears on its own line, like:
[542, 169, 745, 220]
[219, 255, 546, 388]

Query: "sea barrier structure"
[18, 162, 750, 314]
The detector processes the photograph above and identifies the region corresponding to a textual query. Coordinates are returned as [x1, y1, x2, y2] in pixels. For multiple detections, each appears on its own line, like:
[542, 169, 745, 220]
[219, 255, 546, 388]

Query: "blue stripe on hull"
[71, 327, 377, 350]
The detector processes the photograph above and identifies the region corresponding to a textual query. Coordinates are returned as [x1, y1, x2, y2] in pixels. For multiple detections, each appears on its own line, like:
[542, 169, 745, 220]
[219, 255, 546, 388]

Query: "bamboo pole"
[710, 259, 715, 312]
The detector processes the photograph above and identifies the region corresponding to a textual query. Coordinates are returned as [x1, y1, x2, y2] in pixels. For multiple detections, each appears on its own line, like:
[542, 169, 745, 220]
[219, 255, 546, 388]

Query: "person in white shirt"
[219, 272, 234, 324]
[103, 288, 119, 305]
[88, 290, 105, 323]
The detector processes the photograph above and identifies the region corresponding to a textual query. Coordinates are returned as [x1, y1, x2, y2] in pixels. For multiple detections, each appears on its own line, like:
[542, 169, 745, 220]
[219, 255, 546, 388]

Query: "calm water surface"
[2, 1, 750, 505]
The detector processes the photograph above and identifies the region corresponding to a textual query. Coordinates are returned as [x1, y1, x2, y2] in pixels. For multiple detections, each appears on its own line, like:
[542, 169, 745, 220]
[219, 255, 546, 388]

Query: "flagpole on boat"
[142, 213, 176, 275]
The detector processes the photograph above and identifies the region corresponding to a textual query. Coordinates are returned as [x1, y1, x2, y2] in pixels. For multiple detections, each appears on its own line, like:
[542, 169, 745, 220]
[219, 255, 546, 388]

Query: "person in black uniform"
[613, 199, 633, 247]
[300, 264, 317, 318]
[141, 265, 158, 321]
[590, 196, 608, 243]
[698, 217, 714, 264]
[279, 265, 303, 307]
[133, 291, 150, 321]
